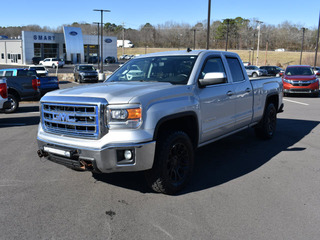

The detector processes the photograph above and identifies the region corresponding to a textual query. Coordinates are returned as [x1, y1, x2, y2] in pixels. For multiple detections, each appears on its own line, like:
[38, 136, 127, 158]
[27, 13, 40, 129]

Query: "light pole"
[300, 27, 305, 65]
[93, 22, 100, 70]
[223, 19, 231, 51]
[256, 20, 263, 66]
[314, 11, 320, 68]
[206, 0, 211, 50]
[93, 9, 110, 73]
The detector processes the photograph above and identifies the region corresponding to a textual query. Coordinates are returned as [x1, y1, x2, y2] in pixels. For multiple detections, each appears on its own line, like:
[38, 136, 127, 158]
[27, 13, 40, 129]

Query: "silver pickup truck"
[37, 50, 283, 194]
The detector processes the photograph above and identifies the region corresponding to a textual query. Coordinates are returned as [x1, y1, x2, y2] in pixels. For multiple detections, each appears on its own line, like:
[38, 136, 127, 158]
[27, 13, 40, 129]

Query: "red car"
[282, 65, 319, 97]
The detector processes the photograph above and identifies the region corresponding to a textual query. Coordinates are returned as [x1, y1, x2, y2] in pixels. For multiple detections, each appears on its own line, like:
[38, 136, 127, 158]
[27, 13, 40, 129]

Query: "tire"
[145, 131, 194, 195]
[252, 72, 258, 78]
[52, 64, 56, 69]
[4, 93, 19, 114]
[254, 103, 277, 140]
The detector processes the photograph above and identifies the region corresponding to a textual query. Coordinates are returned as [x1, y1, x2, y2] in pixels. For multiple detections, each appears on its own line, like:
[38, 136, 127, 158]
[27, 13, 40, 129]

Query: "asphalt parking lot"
[1, 80, 320, 239]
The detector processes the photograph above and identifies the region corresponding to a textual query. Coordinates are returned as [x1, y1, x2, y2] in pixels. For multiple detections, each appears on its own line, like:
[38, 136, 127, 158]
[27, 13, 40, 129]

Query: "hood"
[284, 75, 316, 81]
[44, 81, 175, 103]
[79, 70, 97, 74]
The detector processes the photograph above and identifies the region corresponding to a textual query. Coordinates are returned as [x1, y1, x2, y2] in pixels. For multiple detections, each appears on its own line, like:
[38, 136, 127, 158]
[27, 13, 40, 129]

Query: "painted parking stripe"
[283, 99, 309, 106]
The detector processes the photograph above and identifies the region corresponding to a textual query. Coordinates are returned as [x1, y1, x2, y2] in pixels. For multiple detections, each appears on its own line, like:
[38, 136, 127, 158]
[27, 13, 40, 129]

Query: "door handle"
[245, 88, 251, 93]
[227, 91, 234, 96]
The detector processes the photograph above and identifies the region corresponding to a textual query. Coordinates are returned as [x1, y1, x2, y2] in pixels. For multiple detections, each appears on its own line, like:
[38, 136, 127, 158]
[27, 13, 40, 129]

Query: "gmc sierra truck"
[37, 50, 283, 194]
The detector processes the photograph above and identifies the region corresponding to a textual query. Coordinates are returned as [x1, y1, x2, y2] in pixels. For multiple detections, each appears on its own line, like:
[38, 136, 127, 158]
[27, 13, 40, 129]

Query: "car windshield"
[106, 55, 197, 85]
[285, 67, 313, 76]
[79, 66, 95, 71]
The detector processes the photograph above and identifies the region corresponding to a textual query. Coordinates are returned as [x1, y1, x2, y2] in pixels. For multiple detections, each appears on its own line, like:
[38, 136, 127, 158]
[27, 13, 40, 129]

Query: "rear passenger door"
[225, 56, 253, 129]
[198, 55, 236, 143]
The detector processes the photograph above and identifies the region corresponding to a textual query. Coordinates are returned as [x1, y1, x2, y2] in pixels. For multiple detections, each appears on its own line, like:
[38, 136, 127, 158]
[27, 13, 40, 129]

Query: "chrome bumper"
[37, 137, 156, 173]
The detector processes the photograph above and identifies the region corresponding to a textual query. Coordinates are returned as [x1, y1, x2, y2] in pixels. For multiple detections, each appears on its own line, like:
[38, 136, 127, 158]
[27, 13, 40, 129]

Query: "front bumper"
[37, 137, 156, 173]
[283, 88, 319, 94]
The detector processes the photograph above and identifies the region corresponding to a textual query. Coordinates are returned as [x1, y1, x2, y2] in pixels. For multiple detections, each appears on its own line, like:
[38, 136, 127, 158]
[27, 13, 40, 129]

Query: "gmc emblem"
[53, 113, 76, 122]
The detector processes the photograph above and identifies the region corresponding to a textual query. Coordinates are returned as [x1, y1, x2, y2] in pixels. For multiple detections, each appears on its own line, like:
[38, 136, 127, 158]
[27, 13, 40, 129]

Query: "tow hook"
[37, 149, 48, 158]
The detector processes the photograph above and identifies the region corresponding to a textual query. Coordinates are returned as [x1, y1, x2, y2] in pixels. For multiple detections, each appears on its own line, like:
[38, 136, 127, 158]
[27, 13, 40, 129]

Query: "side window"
[5, 71, 13, 76]
[201, 57, 226, 80]
[226, 57, 245, 82]
[0, 71, 4, 76]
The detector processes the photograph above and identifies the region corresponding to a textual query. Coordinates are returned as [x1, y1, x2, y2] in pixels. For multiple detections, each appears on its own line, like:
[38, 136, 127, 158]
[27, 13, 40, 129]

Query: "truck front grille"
[41, 103, 100, 139]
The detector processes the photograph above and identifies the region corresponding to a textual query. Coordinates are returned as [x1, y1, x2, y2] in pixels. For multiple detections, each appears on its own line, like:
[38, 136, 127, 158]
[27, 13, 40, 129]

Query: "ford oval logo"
[69, 31, 78, 36]
[105, 38, 112, 43]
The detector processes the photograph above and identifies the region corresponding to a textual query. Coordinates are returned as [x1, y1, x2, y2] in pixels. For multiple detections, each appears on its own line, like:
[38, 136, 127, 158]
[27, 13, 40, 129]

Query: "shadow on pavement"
[0, 105, 40, 128]
[92, 118, 320, 195]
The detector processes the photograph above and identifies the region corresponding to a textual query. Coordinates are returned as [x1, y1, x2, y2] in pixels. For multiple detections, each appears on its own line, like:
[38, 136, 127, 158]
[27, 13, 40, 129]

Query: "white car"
[29, 65, 48, 77]
[39, 58, 64, 68]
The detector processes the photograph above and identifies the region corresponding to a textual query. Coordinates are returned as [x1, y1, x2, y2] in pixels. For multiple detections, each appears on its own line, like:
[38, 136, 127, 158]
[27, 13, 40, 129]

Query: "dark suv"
[73, 65, 98, 83]
[259, 66, 284, 77]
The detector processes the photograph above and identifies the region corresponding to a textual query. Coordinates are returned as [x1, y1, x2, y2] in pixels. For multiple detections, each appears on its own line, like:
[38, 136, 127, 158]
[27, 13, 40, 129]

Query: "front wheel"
[145, 131, 194, 195]
[252, 72, 258, 78]
[4, 94, 19, 114]
[255, 103, 277, 139]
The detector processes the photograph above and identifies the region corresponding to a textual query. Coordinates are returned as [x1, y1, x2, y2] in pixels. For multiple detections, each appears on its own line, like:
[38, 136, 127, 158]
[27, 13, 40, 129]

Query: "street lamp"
[93, 9, 110, 73]
[256, 20, 263, 66]
[93, 22, 100, 70]
[300, 28, 306, 65]
[206, 0, 211, 50]
[223, 19, 231, 51]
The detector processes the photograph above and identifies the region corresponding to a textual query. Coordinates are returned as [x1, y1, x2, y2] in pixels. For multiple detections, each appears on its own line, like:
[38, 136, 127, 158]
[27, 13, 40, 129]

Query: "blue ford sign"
[105, 38, 112, 43]
[69, 31, 78, 36]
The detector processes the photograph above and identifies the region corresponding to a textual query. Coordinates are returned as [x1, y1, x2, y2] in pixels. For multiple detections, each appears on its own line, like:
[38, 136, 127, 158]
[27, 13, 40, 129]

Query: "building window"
[34, 43, 41, 57]
[1, 53, 4, 59]
[7, 54, 11, 59]
[18, 54, 21, 60]
[43, 43, 58, 58]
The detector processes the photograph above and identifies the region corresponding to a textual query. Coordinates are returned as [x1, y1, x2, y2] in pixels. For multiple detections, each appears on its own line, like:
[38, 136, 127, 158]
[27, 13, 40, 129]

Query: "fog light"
[124, 150, 133, 160]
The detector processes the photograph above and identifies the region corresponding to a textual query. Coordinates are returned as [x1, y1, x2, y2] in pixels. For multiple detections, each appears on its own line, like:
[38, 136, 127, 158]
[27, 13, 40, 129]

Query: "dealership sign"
[104, 38, 112, 43]
[33, 35, 56, 41]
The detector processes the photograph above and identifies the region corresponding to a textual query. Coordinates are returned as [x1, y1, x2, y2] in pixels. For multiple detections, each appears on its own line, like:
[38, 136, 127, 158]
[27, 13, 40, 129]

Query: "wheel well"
[266, 94, 279, 111]
[154, 113, 199, 149]
[8, 88, 21, 101]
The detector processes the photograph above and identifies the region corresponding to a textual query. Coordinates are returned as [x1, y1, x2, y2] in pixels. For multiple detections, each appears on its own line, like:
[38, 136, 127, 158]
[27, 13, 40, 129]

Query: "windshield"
[285, 67, 313, 76]
[79, 66, 95, 71]
[106, 55, 197, 85]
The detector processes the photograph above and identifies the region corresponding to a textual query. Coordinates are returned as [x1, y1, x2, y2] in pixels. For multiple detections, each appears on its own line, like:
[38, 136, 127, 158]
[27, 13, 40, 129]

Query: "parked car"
[282, 65, 319, 97]
[32, 57, 42, 65]
[0, 77, 10, 111]
[29, 65, 48, 77]
[312, 66, 320, 75]
[245, 65, 268, 77]
[73, 65, 98, 83]
[0, 68, 59, 113]
[260, 66, 284, 77]
[105, 56, 116, 63]
[119, 55, 127, 60]
[39, 58, 64, 68]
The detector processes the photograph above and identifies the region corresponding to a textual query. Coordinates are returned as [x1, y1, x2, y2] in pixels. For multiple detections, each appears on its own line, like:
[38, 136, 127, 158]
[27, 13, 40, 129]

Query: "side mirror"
[199, 72, 227, 87]
[279, 72, 283, 76]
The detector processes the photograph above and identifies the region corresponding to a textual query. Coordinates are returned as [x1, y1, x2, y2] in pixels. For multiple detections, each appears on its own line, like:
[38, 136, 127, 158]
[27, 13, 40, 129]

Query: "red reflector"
[32, 79, 39, 91]
[0, 83, 8, 99]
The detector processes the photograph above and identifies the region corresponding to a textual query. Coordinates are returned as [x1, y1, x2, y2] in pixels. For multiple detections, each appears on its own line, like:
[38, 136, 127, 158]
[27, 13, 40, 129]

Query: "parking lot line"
[283, 99, 309, 106]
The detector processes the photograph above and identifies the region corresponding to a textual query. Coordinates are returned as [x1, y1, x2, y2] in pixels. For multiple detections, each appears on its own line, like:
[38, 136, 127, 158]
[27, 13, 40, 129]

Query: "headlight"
[107, 105, 142, 129]
[283, 78, 292, 84]
[310, 79, 319, 84]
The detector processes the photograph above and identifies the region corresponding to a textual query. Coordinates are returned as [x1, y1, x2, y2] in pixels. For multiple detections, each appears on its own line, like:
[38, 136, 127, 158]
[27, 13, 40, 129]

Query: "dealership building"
[0, 27, 117, 65]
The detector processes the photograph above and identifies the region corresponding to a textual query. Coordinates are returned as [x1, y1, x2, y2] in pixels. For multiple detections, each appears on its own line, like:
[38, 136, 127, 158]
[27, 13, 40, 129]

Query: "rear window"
[226, 57, 245, 82]
[17, 70, 37, 77]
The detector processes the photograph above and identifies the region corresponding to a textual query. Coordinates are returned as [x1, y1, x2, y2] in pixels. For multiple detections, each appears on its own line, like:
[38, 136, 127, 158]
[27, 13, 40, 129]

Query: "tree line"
[1, 17, 319, 52]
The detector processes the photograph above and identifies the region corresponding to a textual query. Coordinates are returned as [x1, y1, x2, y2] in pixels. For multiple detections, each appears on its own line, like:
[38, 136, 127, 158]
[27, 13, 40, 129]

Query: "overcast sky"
[1, 0, 319, 29]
